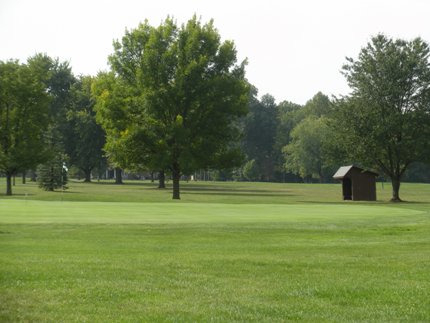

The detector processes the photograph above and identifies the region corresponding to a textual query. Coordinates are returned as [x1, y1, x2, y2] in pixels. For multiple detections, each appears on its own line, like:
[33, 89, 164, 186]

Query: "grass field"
[1, 179, 430, 321]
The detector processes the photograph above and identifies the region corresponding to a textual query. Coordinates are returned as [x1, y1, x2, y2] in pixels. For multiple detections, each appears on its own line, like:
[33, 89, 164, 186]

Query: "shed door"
[343, 178, 352, 200]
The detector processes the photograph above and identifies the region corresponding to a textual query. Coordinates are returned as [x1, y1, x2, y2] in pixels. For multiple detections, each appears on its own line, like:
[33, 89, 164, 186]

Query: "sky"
[1, 0, 430, 105]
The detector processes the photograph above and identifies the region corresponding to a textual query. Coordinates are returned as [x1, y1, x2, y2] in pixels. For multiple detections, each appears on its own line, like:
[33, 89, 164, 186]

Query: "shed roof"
[333, 165, 378, 179]
[333, 165, 354, 179]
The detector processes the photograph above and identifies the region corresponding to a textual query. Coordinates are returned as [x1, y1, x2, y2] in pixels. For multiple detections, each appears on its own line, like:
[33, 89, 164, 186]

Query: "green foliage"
[242, 159, 260, 181]
[97, 16, 249, 199]
[36, 153, 68, 191]
[277, 92, 335, 182]
[274, 100, 302, 152]
[301, 91, 333, 117]
[240, 91, 334, 183]
[403, 162, 430, 183]
[334, 34, 430, 200]
[284, 116, 334, 182]
[67, 76, 106, 181]
[0, 59, 50, 195]
[26, 54, 78, 186]
[92, 73, 131, 179]
[242, 91, 278, 181]
[210, 168, 234, 181]
[27, 54, 76, 146]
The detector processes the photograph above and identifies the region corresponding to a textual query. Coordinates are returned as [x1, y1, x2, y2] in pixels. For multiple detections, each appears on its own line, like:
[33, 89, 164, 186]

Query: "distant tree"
[27, 54, 75, 145]
[27, 54, 76, 185]
[0, 60, 50, 195]
[273, 100, 303, 182]
[284, 116, 334, 182]
[211, 168, 234, 181]
[242, 91, 278, 181]
[335, 35, 430, 201]
[242, 159, 260, 181]
[104, 16, 249, 199]
[302, 92, 333, 117]
[68, 76, 106, 182]
[37, 152, 68, 191]
[402, 162, 430, 183]
[275, 92, 333, 182]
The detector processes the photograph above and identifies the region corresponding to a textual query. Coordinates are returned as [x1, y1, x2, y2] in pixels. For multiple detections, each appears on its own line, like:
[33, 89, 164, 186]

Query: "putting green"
[0, 199, 423, 224]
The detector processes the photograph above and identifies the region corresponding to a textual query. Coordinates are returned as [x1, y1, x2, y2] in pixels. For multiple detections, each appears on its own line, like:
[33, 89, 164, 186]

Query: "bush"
[243, 159, 260, 181]
[37, 154, 68, 191]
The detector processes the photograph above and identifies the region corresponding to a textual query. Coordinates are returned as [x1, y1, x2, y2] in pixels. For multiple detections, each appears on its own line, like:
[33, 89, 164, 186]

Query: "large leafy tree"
[92, 72, 135, 184]
[27, 54, 75, 143]
[27, 53, 76, 184]
[68, 76, 106, 182]
[103, 16, 249, 199]
[0, 60, 50, 195]
[276, 92, 333, 182]
[335, 35, 430, 201]
[283, 116, 334, 182]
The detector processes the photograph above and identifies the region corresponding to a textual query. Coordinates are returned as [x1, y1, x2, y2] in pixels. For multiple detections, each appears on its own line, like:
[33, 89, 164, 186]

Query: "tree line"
[0, 55, 106, 195]
[1, 17, 429, 201]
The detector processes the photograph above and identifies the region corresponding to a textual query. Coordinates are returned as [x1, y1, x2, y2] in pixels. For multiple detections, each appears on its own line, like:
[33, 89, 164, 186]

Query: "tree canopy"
[2, 30, 430, 196]
[96, 16, 249, 198]
[334, 34, 430, 201]
[284, 116, 334, 182]
[242, 92, 278, 181]
[0, 59, 50, 195]
[68, 76, 106, 182]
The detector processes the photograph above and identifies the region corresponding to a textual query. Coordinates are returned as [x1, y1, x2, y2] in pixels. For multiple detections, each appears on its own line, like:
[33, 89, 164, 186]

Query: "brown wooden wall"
[342, 168, 376, 201]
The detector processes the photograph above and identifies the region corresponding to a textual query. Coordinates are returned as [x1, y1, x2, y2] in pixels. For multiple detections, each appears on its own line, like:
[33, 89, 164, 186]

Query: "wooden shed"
[333, 165, 378, 201]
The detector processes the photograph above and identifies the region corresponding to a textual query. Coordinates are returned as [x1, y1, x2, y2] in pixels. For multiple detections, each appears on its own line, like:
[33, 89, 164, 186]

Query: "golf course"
[1, 180, 429, 321]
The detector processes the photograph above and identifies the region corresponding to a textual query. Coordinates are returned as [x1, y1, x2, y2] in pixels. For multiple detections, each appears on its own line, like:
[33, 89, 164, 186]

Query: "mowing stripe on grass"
[0, 199, 423, 224]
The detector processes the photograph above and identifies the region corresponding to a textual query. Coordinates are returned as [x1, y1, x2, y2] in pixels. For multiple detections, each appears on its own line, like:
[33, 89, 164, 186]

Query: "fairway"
[1, 181, 430, 321]
[3, 2, 430, 321]
[0, 199, 425, 224]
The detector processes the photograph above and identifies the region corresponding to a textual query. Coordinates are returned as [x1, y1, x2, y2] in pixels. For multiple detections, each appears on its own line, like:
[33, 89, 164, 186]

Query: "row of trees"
[1, 16, 430, 201]
[241, 90, 334, 183]
[0, 55, 106, 195]
[228, 35, 430, 202]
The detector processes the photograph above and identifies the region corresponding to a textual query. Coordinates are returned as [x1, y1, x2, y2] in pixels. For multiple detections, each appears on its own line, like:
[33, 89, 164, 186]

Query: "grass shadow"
[181, 187, 288, 193]
[183, 191, 295, 197]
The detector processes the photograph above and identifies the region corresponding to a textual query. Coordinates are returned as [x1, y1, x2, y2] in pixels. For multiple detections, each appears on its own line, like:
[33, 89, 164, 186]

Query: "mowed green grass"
[1, 180, 430, 321]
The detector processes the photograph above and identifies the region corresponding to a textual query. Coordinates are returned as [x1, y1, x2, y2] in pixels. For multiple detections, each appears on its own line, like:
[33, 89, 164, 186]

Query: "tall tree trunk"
[84, 169, 92, 182]
[391, 176, 402, 202]
[6, 173, 12, 196]
[150, 172, 155, 183]
[22, 171, 26, 184]
[172, 163, 181, 199]
[13, 175, 15, 186]
[158, 170, 166, 189]
[115, 167, 123, 184]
